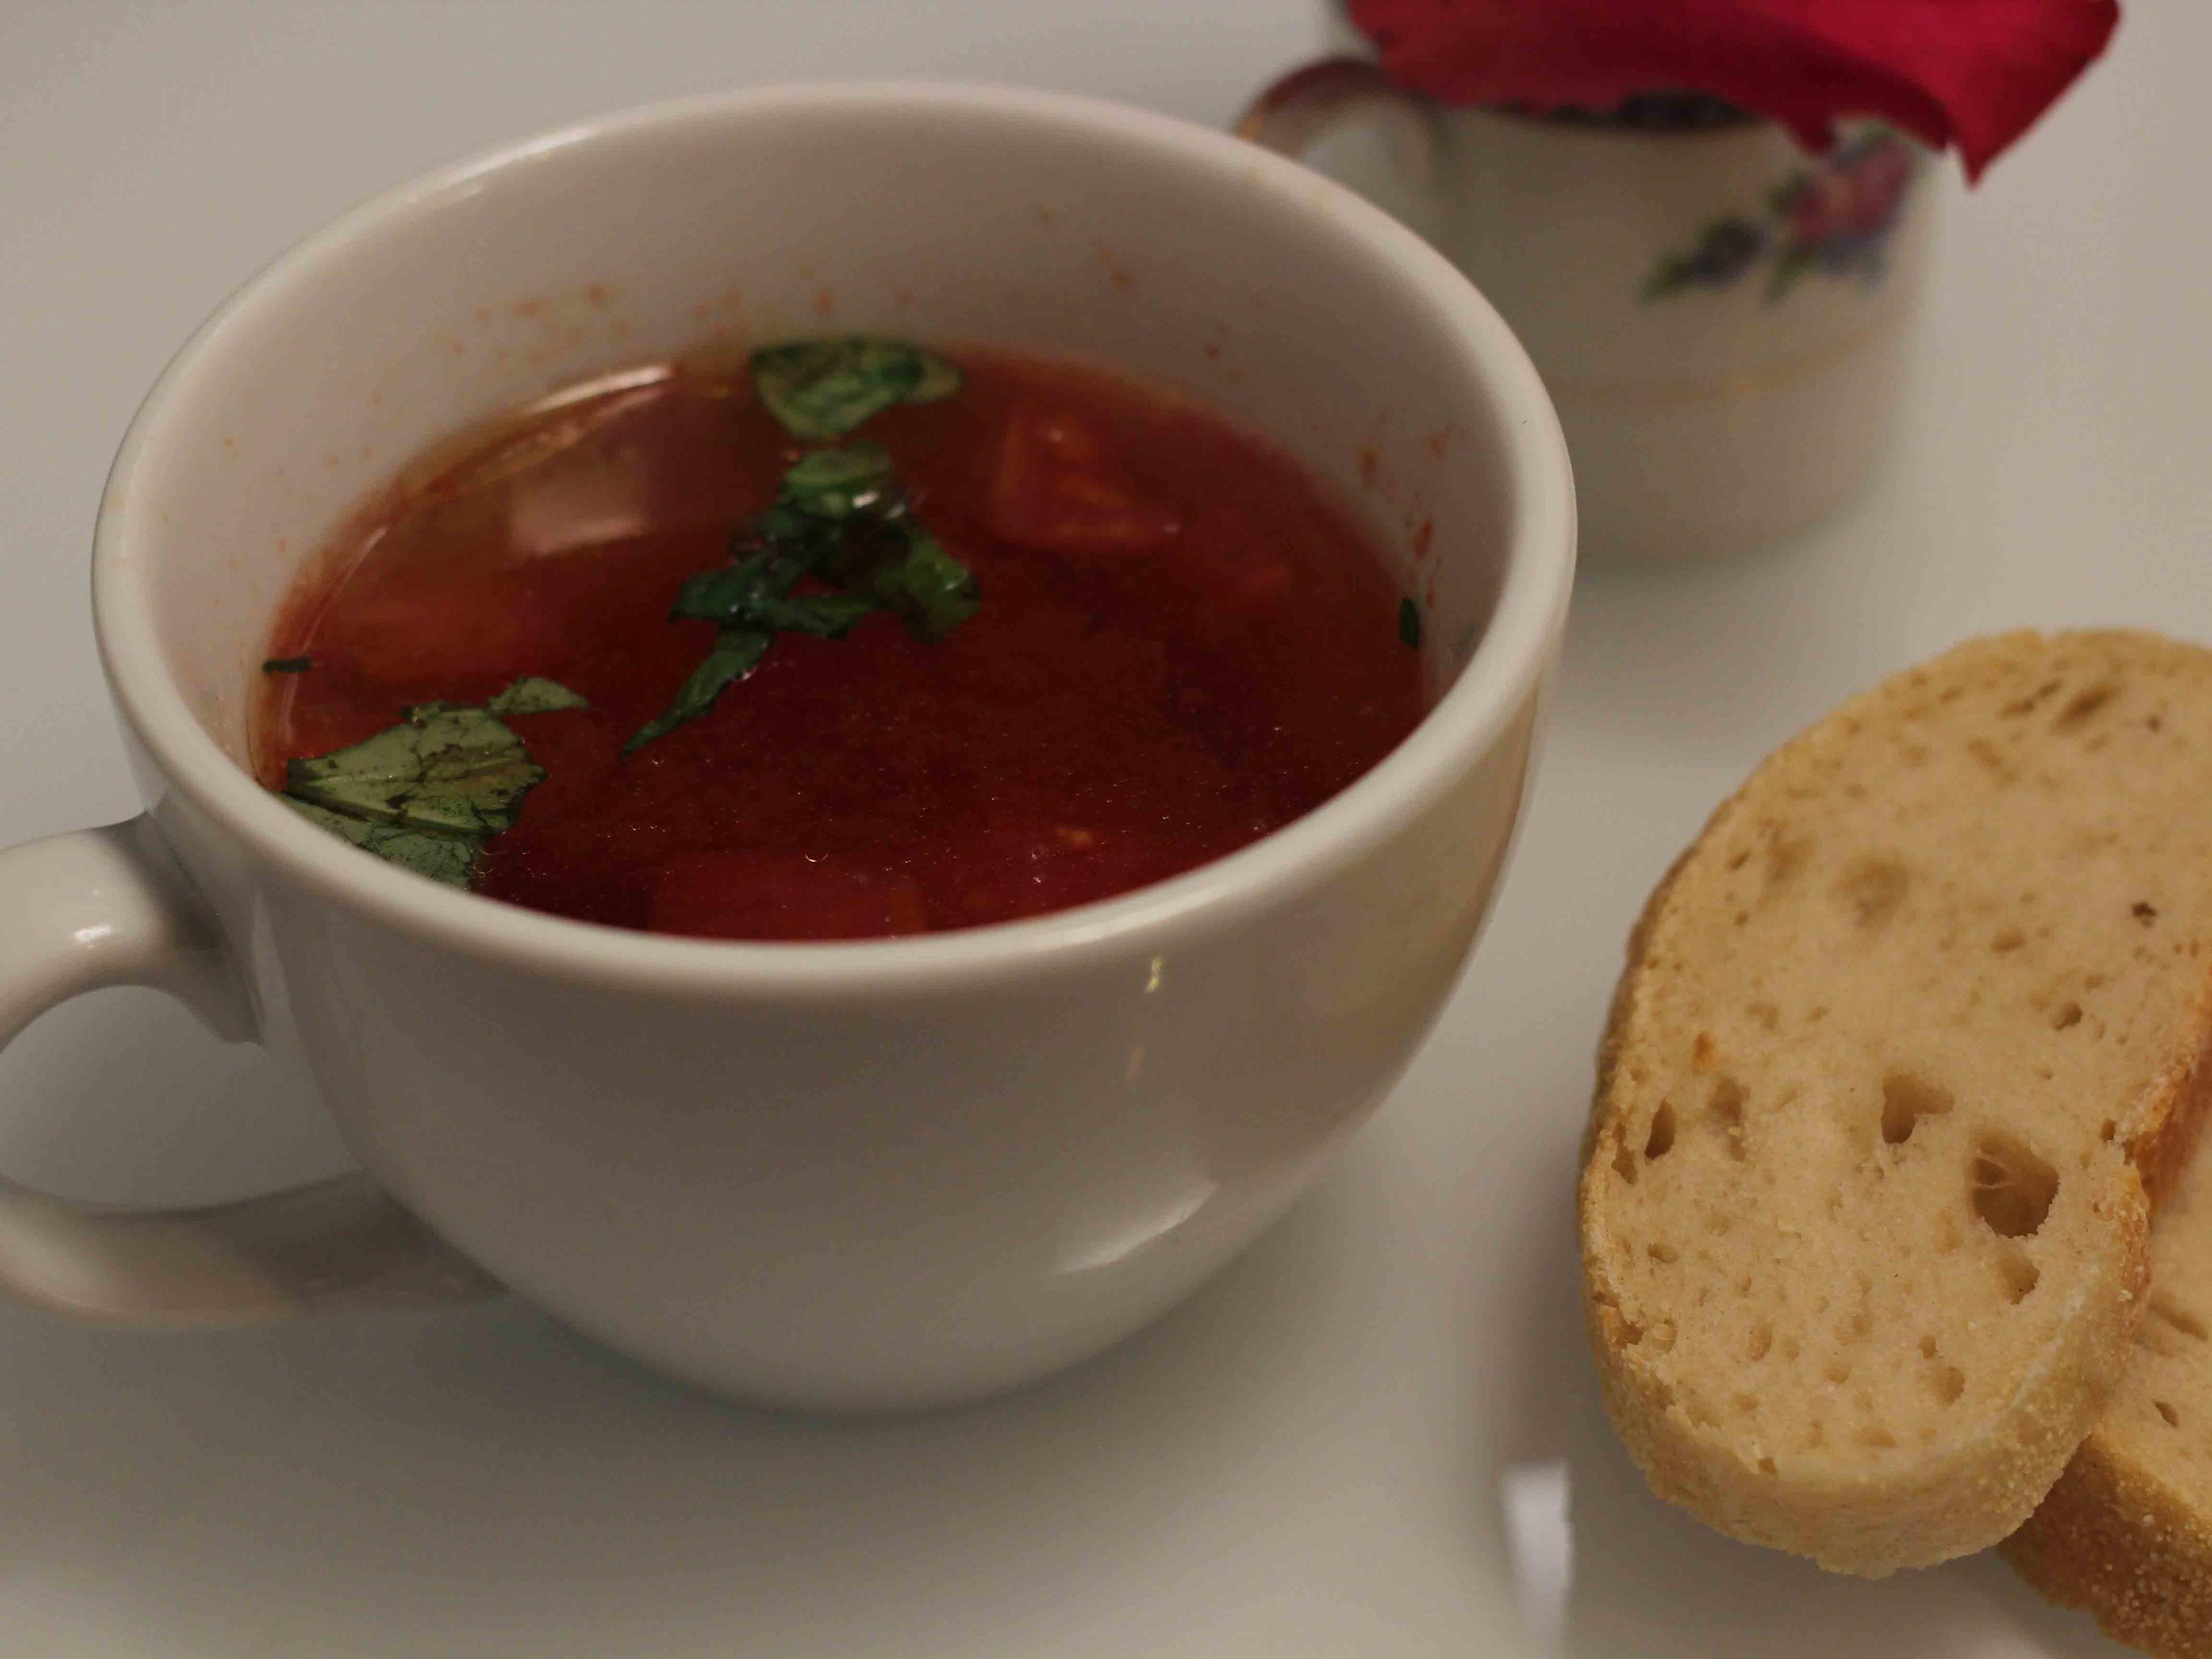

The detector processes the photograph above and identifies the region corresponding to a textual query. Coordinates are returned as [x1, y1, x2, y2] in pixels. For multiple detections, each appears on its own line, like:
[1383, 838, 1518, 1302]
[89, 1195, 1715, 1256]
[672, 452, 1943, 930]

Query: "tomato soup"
[260, 343, 1427, 941]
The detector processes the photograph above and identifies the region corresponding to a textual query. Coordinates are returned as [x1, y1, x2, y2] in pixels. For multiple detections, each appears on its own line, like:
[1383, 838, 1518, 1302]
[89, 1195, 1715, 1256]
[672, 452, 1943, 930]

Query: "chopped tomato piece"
[989, 409, 1181, 554]
[649, 852, 928, 941]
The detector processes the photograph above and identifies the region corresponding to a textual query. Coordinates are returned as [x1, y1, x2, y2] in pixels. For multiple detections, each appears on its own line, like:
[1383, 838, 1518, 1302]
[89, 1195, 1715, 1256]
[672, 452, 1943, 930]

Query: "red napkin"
[1347, 0, 2119, 178]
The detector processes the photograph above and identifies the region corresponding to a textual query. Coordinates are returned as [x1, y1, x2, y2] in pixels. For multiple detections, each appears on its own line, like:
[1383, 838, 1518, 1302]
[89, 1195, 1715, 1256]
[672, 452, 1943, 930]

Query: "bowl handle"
[0, 817, 499, 1324]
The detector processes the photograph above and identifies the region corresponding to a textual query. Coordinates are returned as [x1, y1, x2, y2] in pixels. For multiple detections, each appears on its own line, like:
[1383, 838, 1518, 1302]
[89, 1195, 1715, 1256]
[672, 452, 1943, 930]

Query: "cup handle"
[0, 816, 499, 1324]
[1235, 56, 1448, 240]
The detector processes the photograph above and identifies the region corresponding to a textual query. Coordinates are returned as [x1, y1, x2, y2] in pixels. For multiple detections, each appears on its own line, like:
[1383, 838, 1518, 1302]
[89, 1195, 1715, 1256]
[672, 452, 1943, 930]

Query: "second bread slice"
[2003, 1131, 2212, 1656]
[1580, 630, 2212, 1576]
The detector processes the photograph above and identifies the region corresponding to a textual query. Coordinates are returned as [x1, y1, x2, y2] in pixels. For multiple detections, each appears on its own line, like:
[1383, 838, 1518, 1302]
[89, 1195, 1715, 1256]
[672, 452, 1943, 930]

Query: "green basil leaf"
[628, 422, 977, 755]
[1398, 597, 1422, 648]
[279, 684, 580, 888]
[739, 592, 879, 638]
[751, 338, 963, 440]
[285, 703, 544, 836]
[674, 547, 877, 638]
[906, 352, 962, 404]
[671, 545, 811, 624]
[624, 627, 773, 751]
[283, 798, 478, 888]
[835, 521, 980, 642]
[780, 443, 902, 521]
[486, 676, 590, 716]
[261, 655, 315, 675]
[751, 502, 823, 545]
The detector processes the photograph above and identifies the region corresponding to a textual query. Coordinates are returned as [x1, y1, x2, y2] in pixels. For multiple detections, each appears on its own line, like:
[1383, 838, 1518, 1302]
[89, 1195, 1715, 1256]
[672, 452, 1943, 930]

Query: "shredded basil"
[628, 430, 980, 751]
[827, 521, 980, 642]
[780, 442, 903, 518]
[282, 798, 479, 888]
[738, 592, 880, 639]
[624, 628, 774, 753]
[672, 545, 821, 626]
[1398, 597, 1423, 649]
[487, 675, 591, 717]
[278, 677, 585, 885]
[262, 655, 315, 674]
[751, 338, 963, 440]
[287, 702, 543, 836]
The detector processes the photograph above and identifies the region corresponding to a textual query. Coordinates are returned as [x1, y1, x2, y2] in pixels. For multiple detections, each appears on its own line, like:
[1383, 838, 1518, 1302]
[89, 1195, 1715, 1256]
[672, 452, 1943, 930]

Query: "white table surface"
[1, 3, 2204, 1654]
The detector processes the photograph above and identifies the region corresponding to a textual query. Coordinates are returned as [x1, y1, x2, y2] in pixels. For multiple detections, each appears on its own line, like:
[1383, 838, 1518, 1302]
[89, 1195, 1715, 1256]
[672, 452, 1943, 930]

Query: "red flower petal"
[1347, 0, 2118, 178]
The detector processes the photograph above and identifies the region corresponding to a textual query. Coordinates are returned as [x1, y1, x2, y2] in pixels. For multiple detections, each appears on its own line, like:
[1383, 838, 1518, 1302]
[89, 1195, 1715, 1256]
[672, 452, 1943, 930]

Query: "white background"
[0, 2, 2204, 1654]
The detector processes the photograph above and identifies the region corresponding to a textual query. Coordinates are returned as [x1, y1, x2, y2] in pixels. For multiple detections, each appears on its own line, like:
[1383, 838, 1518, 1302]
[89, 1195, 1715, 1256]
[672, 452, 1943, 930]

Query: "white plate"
[0, 1, 2197, 1653]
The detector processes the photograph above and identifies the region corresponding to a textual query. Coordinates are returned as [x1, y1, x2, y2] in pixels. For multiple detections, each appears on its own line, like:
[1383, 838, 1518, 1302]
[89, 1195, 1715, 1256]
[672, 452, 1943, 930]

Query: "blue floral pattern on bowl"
[1645, 131, 1917, 302]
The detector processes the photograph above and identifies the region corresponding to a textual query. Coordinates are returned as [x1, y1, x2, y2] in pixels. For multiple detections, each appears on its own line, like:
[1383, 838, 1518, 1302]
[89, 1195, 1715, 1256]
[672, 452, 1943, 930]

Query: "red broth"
[261, 347, 1427, 941]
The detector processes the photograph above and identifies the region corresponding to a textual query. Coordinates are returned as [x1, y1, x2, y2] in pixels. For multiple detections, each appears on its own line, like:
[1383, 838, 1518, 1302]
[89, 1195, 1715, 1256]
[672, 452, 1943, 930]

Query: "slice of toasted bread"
[1579, 630, 2212, 1577]
[2003, 1138, 2212, 1656]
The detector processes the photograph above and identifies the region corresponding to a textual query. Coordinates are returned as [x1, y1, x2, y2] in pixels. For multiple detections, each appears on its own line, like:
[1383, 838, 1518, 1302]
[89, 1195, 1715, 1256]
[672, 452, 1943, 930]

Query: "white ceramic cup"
[13, 83, 1571, 1411]
[1239, 56, 1935, 562]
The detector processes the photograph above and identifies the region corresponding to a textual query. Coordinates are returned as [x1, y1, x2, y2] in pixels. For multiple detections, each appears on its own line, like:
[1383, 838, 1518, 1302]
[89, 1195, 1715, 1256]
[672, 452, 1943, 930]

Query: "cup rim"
[93, 79, 1575, 1000]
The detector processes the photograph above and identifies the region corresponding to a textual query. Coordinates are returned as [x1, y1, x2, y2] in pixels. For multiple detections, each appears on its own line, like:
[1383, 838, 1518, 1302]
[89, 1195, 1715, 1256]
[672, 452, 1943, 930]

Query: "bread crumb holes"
[1997, 1247, 2041, 1304]
[1882, 1071, 1953, 1146]
[1973, 1134, 2059, 1237]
